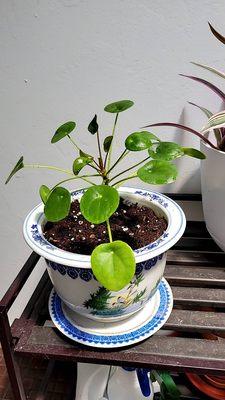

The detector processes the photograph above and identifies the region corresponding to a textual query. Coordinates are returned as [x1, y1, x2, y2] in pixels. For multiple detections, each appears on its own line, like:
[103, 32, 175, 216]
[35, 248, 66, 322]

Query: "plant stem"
[107, 149, 129, 175]
[51, 174, 99, 191]
[109, 156, 150, 183]
[106, 219, 113, 243]
[68, 135, 101, 170]
[68, 135, 80, 151]
[88, 163, 101, 173]
[24, 164, 74, 175]
[96, 130, 103, 168]
[113, 173, 137, 188]
[106, 112, 119, 170]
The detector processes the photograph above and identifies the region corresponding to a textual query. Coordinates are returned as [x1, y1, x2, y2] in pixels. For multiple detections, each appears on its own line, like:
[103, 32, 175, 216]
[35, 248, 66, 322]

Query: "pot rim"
[23, 187, 186, 267]
[201, 140, 225, 155]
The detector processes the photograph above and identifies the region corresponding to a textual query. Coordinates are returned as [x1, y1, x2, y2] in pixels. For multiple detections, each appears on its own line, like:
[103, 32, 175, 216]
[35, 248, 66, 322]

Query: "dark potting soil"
[44, 199, 168, 255]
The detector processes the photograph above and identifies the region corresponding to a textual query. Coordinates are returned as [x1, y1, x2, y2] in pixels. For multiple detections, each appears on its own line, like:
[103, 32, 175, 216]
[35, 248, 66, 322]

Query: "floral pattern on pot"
[46, 253, 164, 280]
[46, 253, 165, 318]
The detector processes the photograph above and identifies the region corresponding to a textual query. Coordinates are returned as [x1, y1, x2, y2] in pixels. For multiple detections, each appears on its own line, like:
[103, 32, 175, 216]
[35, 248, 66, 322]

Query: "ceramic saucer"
[49, 278, 173, 348]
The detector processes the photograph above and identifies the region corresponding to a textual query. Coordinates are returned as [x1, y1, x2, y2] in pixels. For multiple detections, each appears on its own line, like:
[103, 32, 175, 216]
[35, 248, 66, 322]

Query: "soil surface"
[44, 199, 168, 255]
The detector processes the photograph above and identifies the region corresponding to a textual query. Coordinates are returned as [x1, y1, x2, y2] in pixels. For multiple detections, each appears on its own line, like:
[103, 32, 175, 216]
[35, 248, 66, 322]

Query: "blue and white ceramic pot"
[23, 187, 186, 322]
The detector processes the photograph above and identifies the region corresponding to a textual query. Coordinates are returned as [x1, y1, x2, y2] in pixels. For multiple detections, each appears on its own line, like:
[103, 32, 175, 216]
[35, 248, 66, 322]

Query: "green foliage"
[6, 98, 205, 291]
[5, 156, 24, 184]
[80, 185, 119, 224]
[104, 100, 134, 113]
[88, 115, 98, 134]
[44, 187, 71, 222]
[73, 156, 92, 175]
[137, 160, 178, 184]
[39, 185, 50, 204]
[182, 147, 206, 159]
[125, 131, 159, 151]
[91, 240, 136, 291]
[51, 121, 76, 143]
[103, 136, 113, 152]
[149, 142, 184, 161]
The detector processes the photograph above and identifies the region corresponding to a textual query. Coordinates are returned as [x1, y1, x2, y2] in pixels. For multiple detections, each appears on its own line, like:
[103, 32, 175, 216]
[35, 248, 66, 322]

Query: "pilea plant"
[5, 100, 205, 292]
[143, 23, 225, 150]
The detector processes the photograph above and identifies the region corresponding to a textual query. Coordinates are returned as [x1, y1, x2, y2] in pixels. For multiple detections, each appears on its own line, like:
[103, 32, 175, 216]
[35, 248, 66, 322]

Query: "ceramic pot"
[201, 141, 225, 251]
[23, 187, 186, 322]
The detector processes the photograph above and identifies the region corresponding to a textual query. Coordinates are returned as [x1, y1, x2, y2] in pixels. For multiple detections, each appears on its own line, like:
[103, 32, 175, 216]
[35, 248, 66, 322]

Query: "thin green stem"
[88, 163, 101, 173]
[106, 219, 113, 243]
[109, 156, 150, 183]
[106, 112, 119, 170]
[107, 149, 129, 175]
[24, 164, 74, 175]
[68, 135, 80, 151]
[96, 130, 103, 168]
[51, 174, 99, 192]
[113, 173, 137, 188]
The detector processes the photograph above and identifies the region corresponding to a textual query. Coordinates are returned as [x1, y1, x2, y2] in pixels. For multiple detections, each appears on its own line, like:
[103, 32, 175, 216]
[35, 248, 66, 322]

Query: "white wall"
[1, 0, 224, 320]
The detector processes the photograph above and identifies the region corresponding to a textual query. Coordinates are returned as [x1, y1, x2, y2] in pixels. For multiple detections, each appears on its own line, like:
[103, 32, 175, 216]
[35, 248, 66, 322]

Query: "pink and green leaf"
[191, 62, 225, 80]
[142, 122, 217, 149]
[180, 74, 225, 102]
[209, 22, 225, 45]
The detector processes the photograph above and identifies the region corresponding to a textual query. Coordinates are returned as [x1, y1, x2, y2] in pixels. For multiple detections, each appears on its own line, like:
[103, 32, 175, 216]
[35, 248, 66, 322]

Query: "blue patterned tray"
[49, 278, 173, 348]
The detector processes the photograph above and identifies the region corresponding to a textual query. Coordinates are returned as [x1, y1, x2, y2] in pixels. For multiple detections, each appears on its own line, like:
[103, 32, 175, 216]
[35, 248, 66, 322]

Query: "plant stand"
[1, 194, 225, 400]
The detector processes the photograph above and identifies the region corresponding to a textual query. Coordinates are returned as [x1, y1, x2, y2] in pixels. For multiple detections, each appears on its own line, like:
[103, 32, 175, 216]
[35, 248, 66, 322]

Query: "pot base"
[49, 278, 173, 348]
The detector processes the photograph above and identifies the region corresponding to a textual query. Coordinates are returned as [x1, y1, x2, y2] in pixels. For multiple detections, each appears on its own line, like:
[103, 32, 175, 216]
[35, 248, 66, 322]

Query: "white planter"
[23, 187, 186, 322]
[201, 141, 225, 251]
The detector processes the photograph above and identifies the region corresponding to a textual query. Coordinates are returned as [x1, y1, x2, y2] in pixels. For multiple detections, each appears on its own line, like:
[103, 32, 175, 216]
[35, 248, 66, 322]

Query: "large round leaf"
[5, 156, 24, 184]
[104, 100, 134, 113]
[39, 185, 50, 204]
[91, 240, 136, 291]
[149, 142, 184, 161]
[80, 185, 119, 224]
[137, 160, 178, 184]
[51, 121, 76, 143]
[44, 187, 71, 222]
[73, 156, 92, 175]
[125, 131, 159, 151]
[182, 147, 206, 159]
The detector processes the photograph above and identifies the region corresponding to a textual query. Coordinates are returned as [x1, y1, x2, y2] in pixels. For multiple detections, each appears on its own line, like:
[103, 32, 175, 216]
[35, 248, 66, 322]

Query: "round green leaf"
[103, 136, 113, 152]
[137, 160, 178, 185]
[125, 131, 159, 151]
[91, 240, 136, 291]
[80, 185, 119, 224]
[104, 100, 134, 113]
[51, 121, 76, 143]
[5, 156, 24, 184]
[73, 157, 92, 175]
[182, 147, 206, 159]
[88, 114, 98, 134]
[39, 185, 50, 204]
[149, 142, 184, 161]
[44, 187, 71, 222]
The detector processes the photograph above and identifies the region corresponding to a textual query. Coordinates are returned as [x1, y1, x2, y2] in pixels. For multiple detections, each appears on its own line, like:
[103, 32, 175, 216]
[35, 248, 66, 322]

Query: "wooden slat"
[167, 250, 225, 266]
[172, 286, 225, 308]
[165, 265, 225, 287]
[14, 327, 225, 375]
[165, 309, 225, 333]
[183, 221, 209, 238]
[174, 237, 222, 252]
